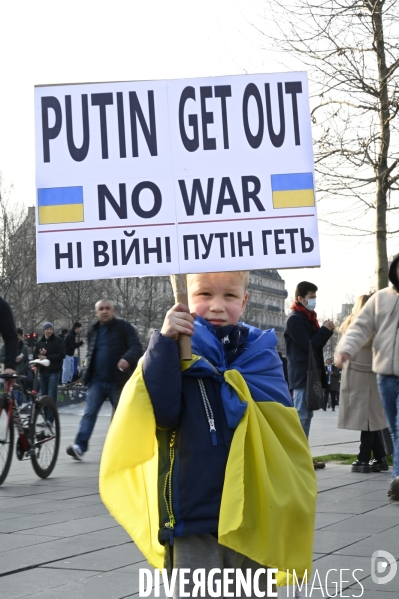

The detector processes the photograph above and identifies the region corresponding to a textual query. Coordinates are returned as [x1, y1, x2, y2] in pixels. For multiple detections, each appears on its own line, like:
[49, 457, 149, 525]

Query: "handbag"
[306, 341, 324, 411]
[379, 427, 394, 457]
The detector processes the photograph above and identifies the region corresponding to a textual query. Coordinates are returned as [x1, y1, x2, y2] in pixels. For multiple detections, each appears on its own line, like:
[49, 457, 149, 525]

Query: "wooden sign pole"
[170, 274, 192, 360]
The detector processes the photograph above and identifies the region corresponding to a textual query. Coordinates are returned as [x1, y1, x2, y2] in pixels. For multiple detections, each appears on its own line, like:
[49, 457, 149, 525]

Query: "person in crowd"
[0, 327, 28, 404]
[66, 300, 142, 461]
[337, 295, 389, 474]
[0, 296, 17, 375]
[33, 322, 65, 422]
[336, 255, 399, 499]
[62, 322, 84, 385]
[324, 358, 340, 411]
[278, 350, 289, 384]
[100, 272, 316, 596]
[14, 328, 29, 405]
[284, 281, 335, 469]
[58, 329, 68, 384]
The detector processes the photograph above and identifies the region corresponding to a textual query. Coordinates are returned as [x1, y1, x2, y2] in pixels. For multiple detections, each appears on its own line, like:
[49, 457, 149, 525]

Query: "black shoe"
[313, 460, 326, 470]
[388, 477, 399, 500]
[369, 458, 389, 472]
[351, 460, 370, 473]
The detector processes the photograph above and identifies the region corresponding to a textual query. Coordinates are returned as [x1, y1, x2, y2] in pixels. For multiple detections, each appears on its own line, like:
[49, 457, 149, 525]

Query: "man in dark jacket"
[33, 322, 66, 416]
[324, 358, 340, 411]
[62, 322, 84, 384]
[0, 296, 17, 374]
[284, 282, 334, 462]
[66, 299, 142, 460]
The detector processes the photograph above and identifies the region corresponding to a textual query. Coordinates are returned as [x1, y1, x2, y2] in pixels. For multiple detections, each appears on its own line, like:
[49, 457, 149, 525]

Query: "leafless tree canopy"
[264, 0, 399, 287]
[0, 184, 174, 344]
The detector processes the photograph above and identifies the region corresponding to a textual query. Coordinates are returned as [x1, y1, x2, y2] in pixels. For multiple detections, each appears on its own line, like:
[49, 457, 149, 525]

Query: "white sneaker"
[66, 444, 83, 461]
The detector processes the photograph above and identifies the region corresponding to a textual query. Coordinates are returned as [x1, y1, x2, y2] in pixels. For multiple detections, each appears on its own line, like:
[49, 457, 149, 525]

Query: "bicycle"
[0, 359, 60, 486]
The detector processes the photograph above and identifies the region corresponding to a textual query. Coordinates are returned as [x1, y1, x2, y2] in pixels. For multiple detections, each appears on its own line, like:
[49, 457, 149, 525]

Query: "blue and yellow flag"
[99, 323, 317, 586]
[38, 186, 84, 225]
[271, 172, 315, 209]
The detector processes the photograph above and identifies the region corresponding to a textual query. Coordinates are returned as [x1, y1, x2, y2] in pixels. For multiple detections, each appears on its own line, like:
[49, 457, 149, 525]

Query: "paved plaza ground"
[0, 403, 398, 598]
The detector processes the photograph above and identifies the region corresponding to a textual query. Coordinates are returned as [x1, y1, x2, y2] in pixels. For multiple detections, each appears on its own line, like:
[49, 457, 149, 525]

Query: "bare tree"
[101, 276, 173, 346]
[45, 280, 103, 332]
[0, 185, 47, 331]
[264, 0, 399, 288]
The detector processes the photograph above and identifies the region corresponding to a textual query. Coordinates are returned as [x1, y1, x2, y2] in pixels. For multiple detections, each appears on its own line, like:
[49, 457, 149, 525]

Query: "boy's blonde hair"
[187, 271, 249, 291]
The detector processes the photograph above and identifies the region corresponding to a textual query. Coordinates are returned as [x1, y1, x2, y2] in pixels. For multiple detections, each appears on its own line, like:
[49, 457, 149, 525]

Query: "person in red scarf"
[284, 281, 335, 469]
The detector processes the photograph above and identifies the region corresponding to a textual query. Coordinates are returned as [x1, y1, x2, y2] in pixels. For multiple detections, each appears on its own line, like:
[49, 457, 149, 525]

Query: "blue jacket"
[143, 321, 291, 544]
[284, 310, 333, 390]
[83, 318, 143, 388]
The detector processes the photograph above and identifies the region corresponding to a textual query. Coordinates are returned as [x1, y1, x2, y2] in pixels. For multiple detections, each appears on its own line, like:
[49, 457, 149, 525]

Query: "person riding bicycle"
[0, 296, 18, 375]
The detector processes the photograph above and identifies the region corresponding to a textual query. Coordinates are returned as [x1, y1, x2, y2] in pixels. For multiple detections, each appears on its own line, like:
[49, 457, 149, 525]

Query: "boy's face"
[188, 273, 248, 327]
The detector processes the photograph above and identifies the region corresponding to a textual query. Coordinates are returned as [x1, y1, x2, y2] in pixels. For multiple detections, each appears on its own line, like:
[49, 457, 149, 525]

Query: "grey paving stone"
[320, 513, 398, 535]
[0, 511, 116, 534]
[0, 566, 96, 599]
[0, 510, 28, 522]
[6, 514, 118, 537]
[304, 554, 370, 587]
[314, 512, 353, 530]
[364, 502, 399, 517]
[45, 543, 146, 571]
[313, 530, 371, 554]
[359, 570, 399, 594]
[0, 532, 59, 551]
[316, 496, 389, 513]
[335, 526, 399, 557]
[0, 536, 131, 575]
[17, 570, 142, 599]
[0, 494, 56, 509]
[6, 502, 108, 517]
[0, 405, 396, 599]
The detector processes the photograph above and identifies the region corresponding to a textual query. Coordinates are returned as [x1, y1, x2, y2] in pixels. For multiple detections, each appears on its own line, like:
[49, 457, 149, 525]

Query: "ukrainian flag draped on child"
[99, 319, 317, 585]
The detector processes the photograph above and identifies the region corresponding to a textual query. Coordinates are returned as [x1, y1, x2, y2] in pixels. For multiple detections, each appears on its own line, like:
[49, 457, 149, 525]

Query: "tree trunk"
[373, 1, 389, 289]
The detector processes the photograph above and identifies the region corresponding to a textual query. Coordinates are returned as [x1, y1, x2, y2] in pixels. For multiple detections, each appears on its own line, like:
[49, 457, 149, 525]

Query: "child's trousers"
[165, 533, 277, 598]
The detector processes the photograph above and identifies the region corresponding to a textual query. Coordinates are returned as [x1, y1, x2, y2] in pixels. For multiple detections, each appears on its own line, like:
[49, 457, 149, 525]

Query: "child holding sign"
[100, 271, 316, 597]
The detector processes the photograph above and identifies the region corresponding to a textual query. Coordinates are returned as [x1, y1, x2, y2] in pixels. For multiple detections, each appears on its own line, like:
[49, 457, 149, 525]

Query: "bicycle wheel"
[30, 395, 60, 479]
[0, 398, 14, 486]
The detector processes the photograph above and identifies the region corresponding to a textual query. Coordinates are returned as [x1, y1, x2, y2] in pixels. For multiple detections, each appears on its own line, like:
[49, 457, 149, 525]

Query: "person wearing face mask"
[284, 281, 335, 468]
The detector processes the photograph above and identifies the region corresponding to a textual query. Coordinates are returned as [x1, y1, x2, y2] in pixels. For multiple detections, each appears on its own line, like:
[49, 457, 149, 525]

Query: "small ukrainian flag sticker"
[271, 173, 315, 209]
[38, 187, 84, 225]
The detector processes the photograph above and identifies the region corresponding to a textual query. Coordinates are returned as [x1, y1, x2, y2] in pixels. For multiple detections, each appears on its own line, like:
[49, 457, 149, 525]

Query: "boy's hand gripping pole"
[170, 274, 192, 361]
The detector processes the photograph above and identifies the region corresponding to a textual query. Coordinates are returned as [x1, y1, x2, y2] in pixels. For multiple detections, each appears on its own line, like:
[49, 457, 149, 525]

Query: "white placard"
[34, 72, 320, 283]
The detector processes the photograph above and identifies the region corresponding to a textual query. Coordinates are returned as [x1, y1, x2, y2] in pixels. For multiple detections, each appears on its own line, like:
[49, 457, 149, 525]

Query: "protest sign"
[34, 72, 320, 283]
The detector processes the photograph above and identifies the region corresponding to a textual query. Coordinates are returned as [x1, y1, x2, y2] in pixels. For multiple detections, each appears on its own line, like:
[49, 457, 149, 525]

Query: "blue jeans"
[293, 387, 313, 439]
[40, 371, 59, 403]
[377, 375, 399, 476]
[40, 371, 60, 423]
[62, 355, 74, 384]
[13, 390, 24, 407]
[75, 379, 120, 453]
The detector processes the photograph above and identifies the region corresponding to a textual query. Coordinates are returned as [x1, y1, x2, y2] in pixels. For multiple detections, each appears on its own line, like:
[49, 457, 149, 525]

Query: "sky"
[0, 0, 396, 320]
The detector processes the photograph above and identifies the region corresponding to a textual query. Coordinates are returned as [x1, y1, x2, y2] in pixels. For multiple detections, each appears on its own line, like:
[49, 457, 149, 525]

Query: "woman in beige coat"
[337, 295, 388, 473]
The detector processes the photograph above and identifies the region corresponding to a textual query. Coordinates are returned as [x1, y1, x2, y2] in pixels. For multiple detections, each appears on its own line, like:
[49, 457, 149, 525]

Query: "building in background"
[6, 208, 289, 354]
[336, 303, 353, 323]
[245, 270, 288, 352]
